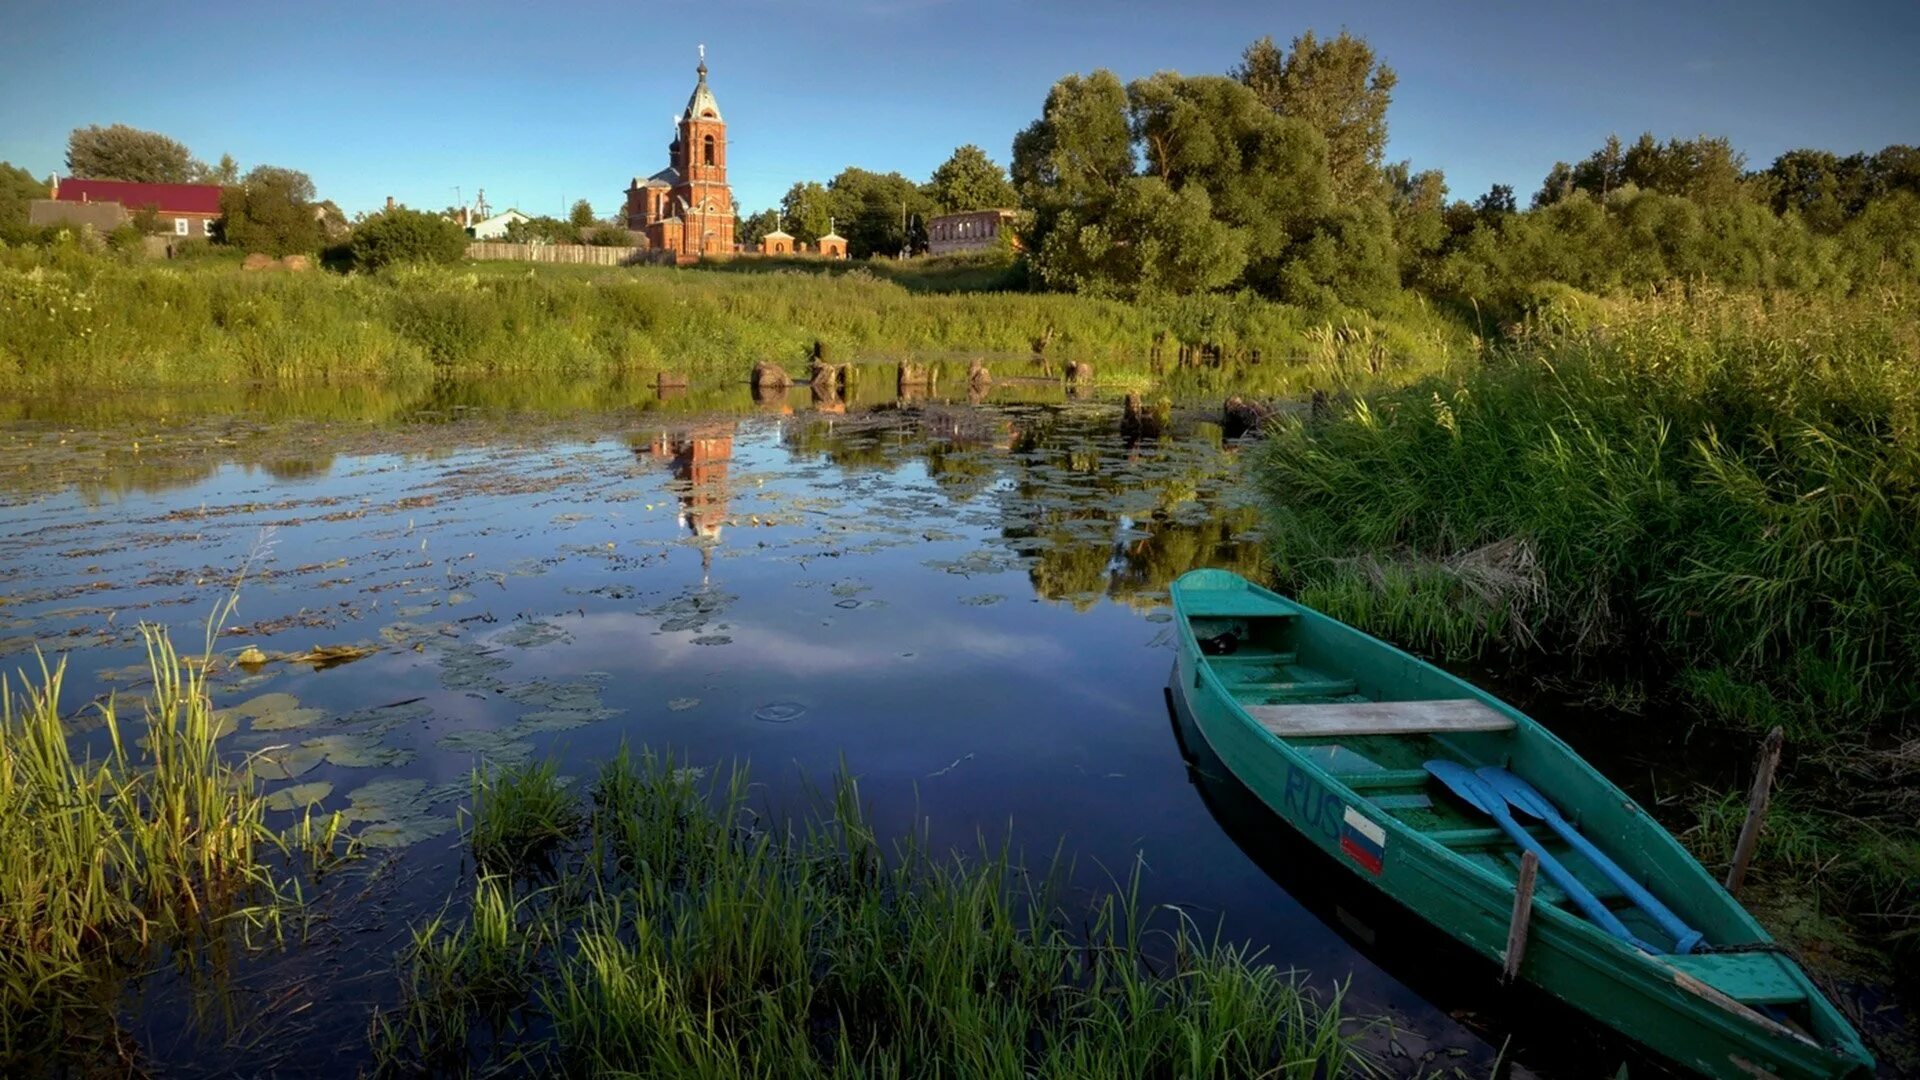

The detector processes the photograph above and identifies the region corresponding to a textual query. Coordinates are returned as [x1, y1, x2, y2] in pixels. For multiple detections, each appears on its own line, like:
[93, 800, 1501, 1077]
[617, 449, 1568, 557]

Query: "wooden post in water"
[1725, 726, 1785, 898]
[1502, 850, 1539, 984]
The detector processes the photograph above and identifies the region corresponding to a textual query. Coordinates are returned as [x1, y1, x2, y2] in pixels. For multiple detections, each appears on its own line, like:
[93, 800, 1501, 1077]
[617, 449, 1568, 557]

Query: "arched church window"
[703, 136, 715, 167]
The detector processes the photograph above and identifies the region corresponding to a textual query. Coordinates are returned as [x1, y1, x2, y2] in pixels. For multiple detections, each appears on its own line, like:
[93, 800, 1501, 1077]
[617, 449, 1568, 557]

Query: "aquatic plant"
[0, 627, 295, 1065]
[465, 757, 580, 875]
[371, 749, 1371, 1077]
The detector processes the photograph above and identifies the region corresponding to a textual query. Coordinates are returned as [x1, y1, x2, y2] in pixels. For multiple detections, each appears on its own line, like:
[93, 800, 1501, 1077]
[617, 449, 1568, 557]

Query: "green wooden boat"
[1170, 569, 1873, 1080]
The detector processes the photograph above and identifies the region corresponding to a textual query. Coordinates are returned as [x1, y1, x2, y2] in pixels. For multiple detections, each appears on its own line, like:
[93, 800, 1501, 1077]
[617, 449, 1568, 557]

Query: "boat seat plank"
[1336, 768, 1432, 790]
[1206, 652, 1298, 667]
[1249, 699, 1516, 737]
[1237, 677, 1360, 699]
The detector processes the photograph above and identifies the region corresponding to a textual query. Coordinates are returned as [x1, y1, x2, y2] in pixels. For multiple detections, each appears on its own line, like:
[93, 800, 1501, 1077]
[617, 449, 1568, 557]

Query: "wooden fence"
[466, 242, 649, 267]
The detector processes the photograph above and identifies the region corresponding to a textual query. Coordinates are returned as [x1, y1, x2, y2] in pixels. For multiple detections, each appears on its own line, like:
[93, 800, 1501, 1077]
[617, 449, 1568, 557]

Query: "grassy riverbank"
[1251, 285, 1920, 969]
[0, 244, 1467, 394]
[372, 752, 1367, 1077]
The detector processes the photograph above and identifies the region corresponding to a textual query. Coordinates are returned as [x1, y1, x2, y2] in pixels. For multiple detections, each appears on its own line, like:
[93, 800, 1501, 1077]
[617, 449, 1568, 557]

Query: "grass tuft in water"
[372, 748, 1371, 1077]
[465, 757, 579, 876]
[0, 627, 300, 1066]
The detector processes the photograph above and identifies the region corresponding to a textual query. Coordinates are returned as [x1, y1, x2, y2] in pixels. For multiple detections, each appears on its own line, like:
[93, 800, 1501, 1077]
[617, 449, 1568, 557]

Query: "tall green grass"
[1254, 286, 1920, 734]
[0, 243, 1468, 394]
[0, 627, 302, 1065]
[371, 748, 1370, 1077]
[1251, 284, 1920, 963]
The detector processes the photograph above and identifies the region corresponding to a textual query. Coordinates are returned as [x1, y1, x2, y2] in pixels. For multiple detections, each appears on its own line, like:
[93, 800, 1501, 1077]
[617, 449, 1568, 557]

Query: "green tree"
[737, 208, 779, 247]
[585, 224, 633, 247]
[349, 206, 469, 269]
[1232, 31, 1397, 203]
[209, 153, 240, 186]
[826, 167, 934, 258]
[0, 162, 47, 229]
[779, 182, 832, 244]
[1012, 70, 1135, 215]
[66, 124, 203, 183]
[217, 171, 322, 256]
[1474, 184, 1517, 220]
[1383, 163, 1448, 285]
[243, 165, 315, 204]
[502, 215, 573, 245]
[1540, 133, 1749, 208]
[568, 199, 596, 229]
[1128, 73, 1334, 281]
[927, 144, 1018, 214]
[1034, 177, 1245, 299]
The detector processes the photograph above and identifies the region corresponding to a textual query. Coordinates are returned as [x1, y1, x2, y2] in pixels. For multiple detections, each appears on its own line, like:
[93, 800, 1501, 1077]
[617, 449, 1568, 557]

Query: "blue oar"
[1424, 760, 1656, 953]
[1477, 766, 1704, 954]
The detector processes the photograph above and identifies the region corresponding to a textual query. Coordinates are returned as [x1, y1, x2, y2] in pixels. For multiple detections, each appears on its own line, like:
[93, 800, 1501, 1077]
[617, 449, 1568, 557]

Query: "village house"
[624, 51, 736, 260]
[927, 208, 1016, 256]
[29, 177, 223, 237]
[467, 209, 531, 240]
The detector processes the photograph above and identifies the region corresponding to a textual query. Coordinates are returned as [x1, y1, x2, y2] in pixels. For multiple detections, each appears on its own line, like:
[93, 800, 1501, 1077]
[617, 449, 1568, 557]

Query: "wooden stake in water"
[1503, 849, 1539, 984]
[1725, 726, 1785, 898]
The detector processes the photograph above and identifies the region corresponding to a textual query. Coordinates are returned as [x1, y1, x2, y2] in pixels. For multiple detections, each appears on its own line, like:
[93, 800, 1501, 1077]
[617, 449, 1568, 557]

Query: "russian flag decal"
[1339, 806, 1386, 875]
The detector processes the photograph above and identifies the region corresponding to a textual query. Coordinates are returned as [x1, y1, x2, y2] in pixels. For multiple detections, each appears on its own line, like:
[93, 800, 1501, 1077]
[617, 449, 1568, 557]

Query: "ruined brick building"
[624, 52, 736, 259]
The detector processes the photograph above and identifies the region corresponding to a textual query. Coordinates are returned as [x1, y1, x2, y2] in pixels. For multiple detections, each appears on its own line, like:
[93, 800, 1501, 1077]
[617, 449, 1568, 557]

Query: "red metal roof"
[55, 178, 223, 214]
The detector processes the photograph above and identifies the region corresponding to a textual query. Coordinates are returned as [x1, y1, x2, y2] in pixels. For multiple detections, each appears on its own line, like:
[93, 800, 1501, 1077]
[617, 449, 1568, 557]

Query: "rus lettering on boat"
[1280, 764, 1344, 842]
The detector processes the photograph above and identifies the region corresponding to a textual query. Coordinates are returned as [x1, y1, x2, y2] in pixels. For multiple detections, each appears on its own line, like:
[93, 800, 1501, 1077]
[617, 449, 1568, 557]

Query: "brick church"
[625, 51, 736, 258]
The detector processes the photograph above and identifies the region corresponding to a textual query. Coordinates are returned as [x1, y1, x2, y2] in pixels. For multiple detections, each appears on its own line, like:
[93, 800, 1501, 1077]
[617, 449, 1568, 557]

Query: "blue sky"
[3, 0, 1915, 219]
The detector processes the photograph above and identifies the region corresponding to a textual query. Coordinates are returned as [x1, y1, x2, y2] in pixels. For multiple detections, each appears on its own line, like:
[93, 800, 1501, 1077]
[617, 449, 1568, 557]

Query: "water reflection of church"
[635, 422, 735, 575]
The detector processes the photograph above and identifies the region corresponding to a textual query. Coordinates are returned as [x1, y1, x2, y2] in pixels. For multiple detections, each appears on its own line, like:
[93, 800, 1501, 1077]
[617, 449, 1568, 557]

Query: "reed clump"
[0, 627, 297, 1065]
[1253, 285, 1920, 963]
[1254, 285, 1920, 735]
[371, 747, 1368, 1077]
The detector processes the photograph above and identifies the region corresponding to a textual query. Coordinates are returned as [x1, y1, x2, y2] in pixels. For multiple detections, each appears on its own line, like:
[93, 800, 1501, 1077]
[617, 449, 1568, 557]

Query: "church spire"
[683, 44, 722, 122]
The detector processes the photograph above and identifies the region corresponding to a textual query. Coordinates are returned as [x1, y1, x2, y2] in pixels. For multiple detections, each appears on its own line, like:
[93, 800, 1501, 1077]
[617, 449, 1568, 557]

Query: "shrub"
[584, 224, 634, 248]
[218, 177, 322, 257]
[349, 208, 469, 270]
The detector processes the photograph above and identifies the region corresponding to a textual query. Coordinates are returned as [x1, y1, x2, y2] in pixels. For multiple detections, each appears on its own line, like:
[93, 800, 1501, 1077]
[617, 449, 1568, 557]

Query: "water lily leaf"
[305, 732, 414, 768]
[497, 620, 571, 649]
[253, 744, 326, 780]
[438, 727, 533, 764]
[265, 781, 333, 812]
[225, 692, 328, 732]
[339, 778, 456, 848]
[517, 707, 616, 732]
[437, 642, 510, 692]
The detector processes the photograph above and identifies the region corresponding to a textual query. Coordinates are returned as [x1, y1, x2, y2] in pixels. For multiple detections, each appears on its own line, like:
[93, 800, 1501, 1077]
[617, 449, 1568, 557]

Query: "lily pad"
[264, 781, 334, 812]
[224, 692, 327, 732]
[497, 620, 571, 649]
[438, 727, 534, 764]
[339, 778, 456, 848]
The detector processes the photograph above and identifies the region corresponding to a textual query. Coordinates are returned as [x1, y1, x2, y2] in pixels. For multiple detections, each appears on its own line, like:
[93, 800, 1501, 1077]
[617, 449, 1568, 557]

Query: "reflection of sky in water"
[0, 402, 1599, 1076]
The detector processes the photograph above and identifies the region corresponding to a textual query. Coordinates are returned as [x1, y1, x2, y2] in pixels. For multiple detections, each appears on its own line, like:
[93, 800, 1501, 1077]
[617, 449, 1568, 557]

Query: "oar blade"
[1477, 766, 1562, 822]
[1424, 759, 1499, 816]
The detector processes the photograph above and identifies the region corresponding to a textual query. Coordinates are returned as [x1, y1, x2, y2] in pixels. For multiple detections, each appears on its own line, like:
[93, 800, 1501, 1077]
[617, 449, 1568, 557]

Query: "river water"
[2, 379, 1694, 1076]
